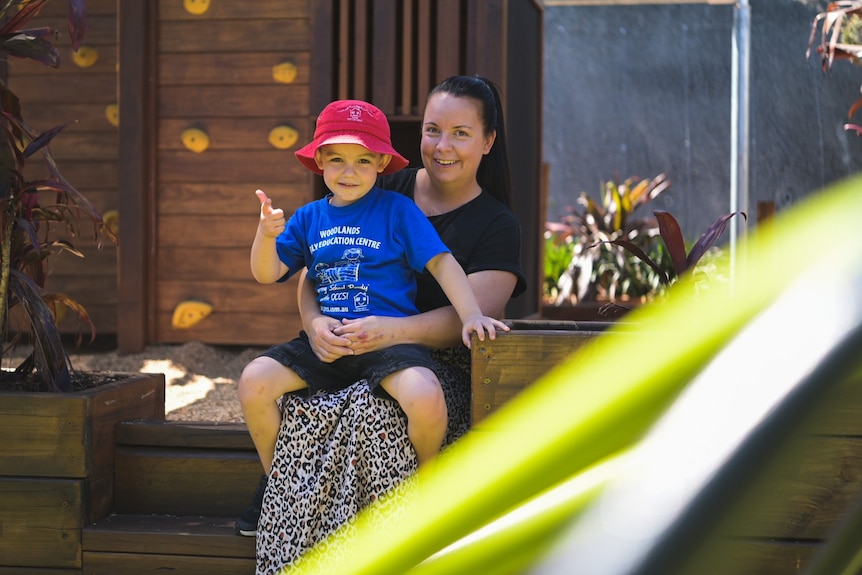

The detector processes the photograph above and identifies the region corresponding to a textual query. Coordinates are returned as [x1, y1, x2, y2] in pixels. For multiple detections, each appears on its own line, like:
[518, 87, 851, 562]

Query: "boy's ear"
[313, 149, 325, 170]
[378, 154, 393, 173]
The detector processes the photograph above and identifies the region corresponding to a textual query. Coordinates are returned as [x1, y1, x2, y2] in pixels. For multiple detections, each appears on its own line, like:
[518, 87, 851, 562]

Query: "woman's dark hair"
[428, 75, 513, 208]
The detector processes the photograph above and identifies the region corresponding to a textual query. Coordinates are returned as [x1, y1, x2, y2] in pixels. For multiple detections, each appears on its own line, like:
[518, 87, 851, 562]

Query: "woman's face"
[421, 92, 495, 189]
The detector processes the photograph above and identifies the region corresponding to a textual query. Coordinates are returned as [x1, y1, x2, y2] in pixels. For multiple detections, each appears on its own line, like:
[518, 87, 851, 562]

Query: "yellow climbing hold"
[272, 61, 298, 84]
[268, 125, 299, 150]
[182, 127, 210, 153]
[183, 0, 210, 15]
[172, 300, 213, 329]
[102, 209, 119, 234]
[72, 45, 98, 68]
[105, 104, 119, 127]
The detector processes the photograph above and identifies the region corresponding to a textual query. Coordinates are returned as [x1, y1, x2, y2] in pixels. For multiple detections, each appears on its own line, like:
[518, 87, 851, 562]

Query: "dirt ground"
[2, 340, 266, 423]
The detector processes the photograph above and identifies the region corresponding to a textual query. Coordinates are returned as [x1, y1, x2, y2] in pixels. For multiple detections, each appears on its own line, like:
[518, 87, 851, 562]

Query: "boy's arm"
[251, 189, 289, 284]
[424, 252, 509, 347]
[297, 268, 352, 362]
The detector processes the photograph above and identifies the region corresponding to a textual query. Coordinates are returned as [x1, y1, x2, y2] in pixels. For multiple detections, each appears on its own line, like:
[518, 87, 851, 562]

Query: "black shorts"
[260, 331, 439, 397]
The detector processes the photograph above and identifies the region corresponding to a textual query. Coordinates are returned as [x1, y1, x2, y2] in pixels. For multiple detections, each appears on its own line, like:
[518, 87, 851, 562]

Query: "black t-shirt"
[378, 168, 526, 313]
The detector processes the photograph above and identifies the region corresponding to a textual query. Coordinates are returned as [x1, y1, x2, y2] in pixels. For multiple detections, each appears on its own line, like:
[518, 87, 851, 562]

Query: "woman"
[254, 75, 526, 574]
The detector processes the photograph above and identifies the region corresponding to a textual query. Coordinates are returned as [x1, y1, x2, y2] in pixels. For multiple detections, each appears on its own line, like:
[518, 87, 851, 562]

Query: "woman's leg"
[380, 366, 448, 465]
[238, 356, 306, 473]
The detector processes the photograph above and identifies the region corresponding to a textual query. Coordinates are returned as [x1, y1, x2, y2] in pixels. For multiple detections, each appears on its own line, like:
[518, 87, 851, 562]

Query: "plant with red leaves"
[0, 0, 116, 393]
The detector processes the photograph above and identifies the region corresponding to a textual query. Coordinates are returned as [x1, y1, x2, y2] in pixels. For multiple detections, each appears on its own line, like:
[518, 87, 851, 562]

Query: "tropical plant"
[0, 0, 115, 393]
[604, 209, 746, 289]
[545, 173, 673, 306]
[808, 1, 862, 134]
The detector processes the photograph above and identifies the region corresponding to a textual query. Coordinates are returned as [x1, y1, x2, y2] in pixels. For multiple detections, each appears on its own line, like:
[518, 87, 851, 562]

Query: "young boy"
[240, 99, 508, 477]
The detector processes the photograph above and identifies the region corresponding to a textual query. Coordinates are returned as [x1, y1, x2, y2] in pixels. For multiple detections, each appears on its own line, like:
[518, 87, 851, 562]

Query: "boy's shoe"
[235, 474, 267, 536]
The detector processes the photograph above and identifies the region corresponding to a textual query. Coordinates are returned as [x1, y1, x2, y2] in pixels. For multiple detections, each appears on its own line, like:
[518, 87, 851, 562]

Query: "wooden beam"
[117, 1, 157, 353]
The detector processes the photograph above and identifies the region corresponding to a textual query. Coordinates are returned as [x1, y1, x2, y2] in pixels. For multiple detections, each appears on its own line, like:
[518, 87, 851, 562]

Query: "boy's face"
[314, 143, 392, 206]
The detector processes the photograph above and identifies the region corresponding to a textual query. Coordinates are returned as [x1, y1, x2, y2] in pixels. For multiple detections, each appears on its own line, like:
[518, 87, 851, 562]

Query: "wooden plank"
[436, 0, 461, 82]
[58, 304, 116, 337]
[8, 46, 117, 76]
[400, 0, 413, 116]
[36, 132, 118, 161]
[470, 328, 606, 425]
[338, 0, 350, 100]
[37, 188, 118, 212]
[158, 51, 310, 86]
[157, 279, 300, 315]
[804, 366, 862, 435]
[157, 182, 310, 215]
[155, 310, 303, 346]
[10, 103, 118, 130]
[310, 0, 334, 110]
[45, 275, 117, 304]
[117, 0, 154, 353]
[48, 160, 118, 189]
[157, 85, 309, 117]
[9, 74, 116, 104]
[83, 551, 254, 575]
[158, 215, 267, 249]
[35, 0, 115, 16]
[0, 393, 89, 476]
[417, 0, 431, 110]
[113, 447, 261, 516]
[26, 13, 117, 45]
[48, 247, 116, 276]
[0, 478, 83, 569]
[0, 567, 82, 574]
[115, 420, 254, 450]
[470, 0, 506, 82]
[676, 538, 821, 575]
[157, 150, 308, 183]
[158, 0, 307, 20]
[707, 436, 862, 541]
[83, 515, 255, 558]
[372, 0, 396, 113]
[155, 247, 255, 281]
[158, 117, 310, 151]
[158, 20, 310, 53]
[353, 0, 368, 99]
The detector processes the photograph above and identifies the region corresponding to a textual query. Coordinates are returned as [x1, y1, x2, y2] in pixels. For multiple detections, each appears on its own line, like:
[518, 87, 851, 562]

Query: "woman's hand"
[335, 316, 398, 355]
[306, 315, 353, 363]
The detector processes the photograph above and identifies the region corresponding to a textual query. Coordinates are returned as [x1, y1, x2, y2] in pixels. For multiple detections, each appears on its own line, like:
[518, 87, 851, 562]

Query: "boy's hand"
[256, 189, 285, 238]
[461, 315, 510, 348]
[306, 315, 353, 363]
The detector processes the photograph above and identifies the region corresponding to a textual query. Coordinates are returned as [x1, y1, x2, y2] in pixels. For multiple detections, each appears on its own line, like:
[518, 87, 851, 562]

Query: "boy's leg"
[380, 366, 448, 465]
[237, 356, 306, 473]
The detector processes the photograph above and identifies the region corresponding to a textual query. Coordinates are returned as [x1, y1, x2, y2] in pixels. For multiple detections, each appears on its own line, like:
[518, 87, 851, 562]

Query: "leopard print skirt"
[255, 347, 471, 575]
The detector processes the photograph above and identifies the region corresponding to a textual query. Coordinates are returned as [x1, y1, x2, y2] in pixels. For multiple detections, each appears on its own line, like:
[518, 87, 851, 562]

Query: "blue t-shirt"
[275, 186, 450, 320]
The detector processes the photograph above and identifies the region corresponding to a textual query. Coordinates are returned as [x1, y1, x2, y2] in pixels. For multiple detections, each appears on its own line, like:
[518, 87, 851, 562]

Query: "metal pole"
[730, 0, 751, 283]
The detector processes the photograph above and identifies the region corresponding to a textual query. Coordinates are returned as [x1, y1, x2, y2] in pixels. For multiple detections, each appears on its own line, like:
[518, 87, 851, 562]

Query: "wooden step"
[83, 514, 255, 575]
[112, 420, 262, 517]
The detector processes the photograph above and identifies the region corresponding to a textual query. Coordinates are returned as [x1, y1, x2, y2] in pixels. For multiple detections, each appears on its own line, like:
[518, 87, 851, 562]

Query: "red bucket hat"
[295, 100, 409, 175]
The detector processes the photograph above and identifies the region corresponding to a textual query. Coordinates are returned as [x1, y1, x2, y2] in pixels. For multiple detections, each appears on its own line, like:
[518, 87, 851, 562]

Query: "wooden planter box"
[540, 301, 637, 322]
[471, 320, 612, 426]
[0, 372, 165, 572]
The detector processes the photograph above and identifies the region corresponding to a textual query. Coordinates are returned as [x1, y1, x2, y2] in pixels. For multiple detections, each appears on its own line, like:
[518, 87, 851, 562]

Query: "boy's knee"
[237, 359, 274, 404]
[401, 372, 446, 417]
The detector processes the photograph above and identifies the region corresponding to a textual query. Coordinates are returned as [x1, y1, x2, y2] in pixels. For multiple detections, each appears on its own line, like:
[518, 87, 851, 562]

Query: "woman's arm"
[335, 269, 517, 354]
